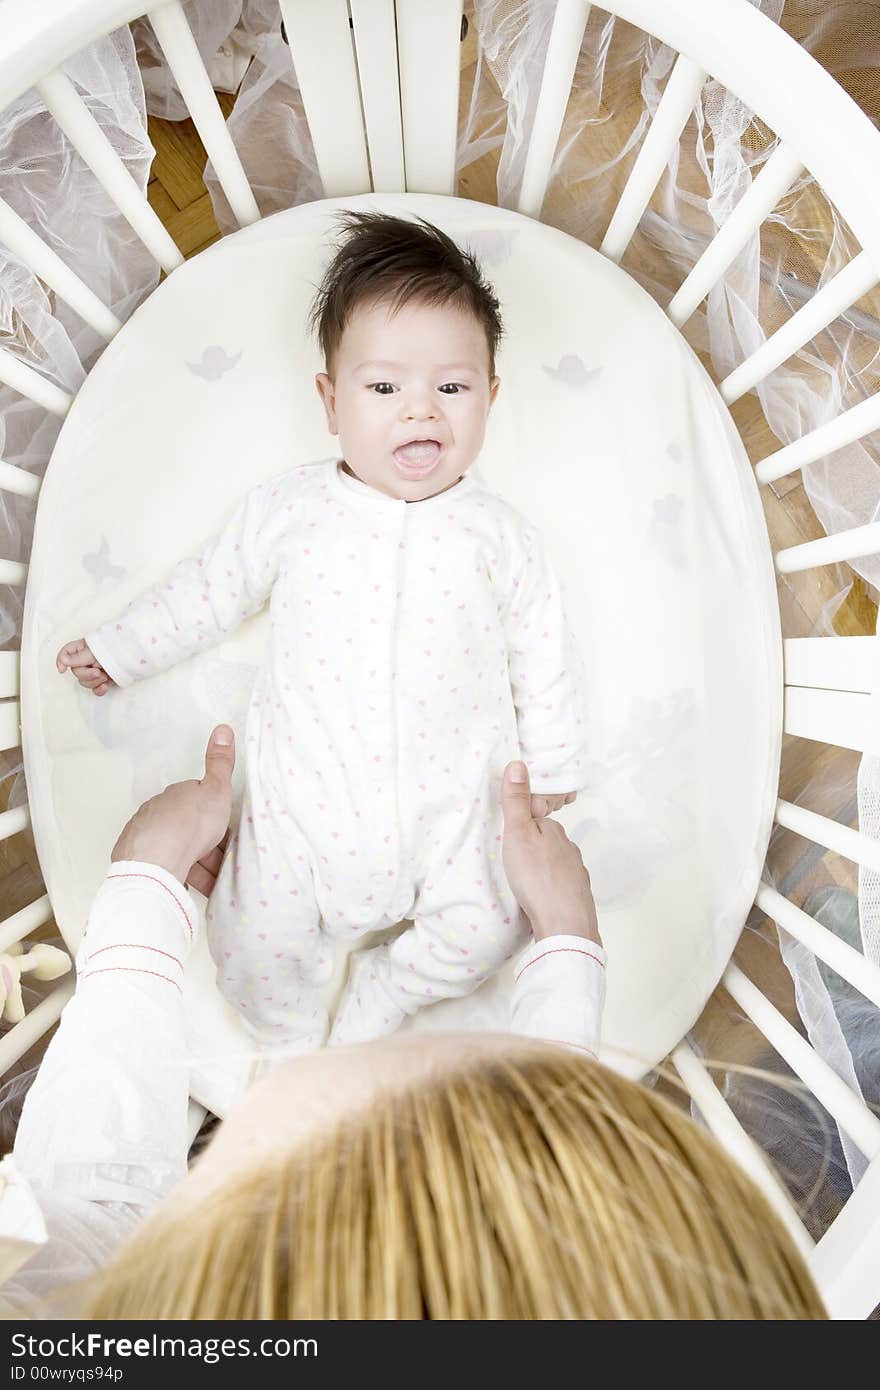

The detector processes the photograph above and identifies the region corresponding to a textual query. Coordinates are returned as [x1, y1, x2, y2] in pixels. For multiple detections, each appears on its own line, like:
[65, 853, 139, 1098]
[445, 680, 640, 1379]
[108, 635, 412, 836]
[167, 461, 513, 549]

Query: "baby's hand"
[56, 639, 115, 696]
[530, 791, 577, 819]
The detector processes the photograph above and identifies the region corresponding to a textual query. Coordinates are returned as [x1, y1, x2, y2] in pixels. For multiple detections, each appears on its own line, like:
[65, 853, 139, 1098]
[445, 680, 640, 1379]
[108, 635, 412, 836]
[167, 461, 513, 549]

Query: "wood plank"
[147, 179, 176, 224]
[188, 231, 223, 259]
[148, 115, 212, 210]
[165, 192, 221, 258]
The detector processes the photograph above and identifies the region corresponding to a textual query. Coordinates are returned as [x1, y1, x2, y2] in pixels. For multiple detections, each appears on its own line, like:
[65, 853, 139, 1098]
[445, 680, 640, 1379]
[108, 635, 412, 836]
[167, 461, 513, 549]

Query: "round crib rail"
[671, 1039, 814, 1260]
[0, 652, 19, 701]
[0, 461, 41, 501]
[0, 701, 21, 754]
[277, 0, 371, 195]
[756, 391, 880, 485]
[722, 963, 880, 1163]
[0, 807, 29, 843]
[0, 195, 121, 340]
[721, 253, 880, 404]
[0, 562, 26, 588]
[0, 1, 167, 114]
[597, 0, 880, 269]
[148, 2, 259, 227]
[36, 66, 184, 274]
[774, 799, 880, 875]
[0, 896, 54, 957]
[0, 0, 878, 1318]
[666, 143, 805, 328]
[0, 977, 74, 1077]
[0, 347, 70, 418]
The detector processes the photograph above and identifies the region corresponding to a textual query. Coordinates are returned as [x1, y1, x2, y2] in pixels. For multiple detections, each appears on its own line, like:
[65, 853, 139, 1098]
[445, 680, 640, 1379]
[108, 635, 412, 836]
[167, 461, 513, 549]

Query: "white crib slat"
[35, 68, 184, 275]
[784, 687, 876, 755]
[721, 250, 879, 404]
[775, 521, 880, 574]
[0, 895, 53, 956]
[0, 976, 75, 1079]
[0, 345, 71, 418]
[0, 560, 27, 587]
[147, 2, 260, 228]
[278, 0, 371, 196]
[0, 805, 29, 842]
[756, 883, 880, 1009]
[671, 1040, 814, 1259]
[0, 459, 40, 500]
[811, 1149, 880, 1320]
[667, 143, 804, 327]
[784, 636, 876, 694]
[0, 652, 19, 699]
[599, 54, 706, 263]
[775, 799, 880, 874]
[0, 701, 20, 752]
[722, 963, 880, 1161]
[515, 0, 591, 218]
[395, 0, 463, 194]
[0, 194, 121, 339]
[349, 0, 404, 193]
[756, 390, 880, 485]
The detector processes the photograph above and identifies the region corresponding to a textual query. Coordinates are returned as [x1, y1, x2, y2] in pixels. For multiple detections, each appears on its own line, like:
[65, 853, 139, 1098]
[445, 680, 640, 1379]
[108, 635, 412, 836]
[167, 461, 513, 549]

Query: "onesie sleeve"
[510, 934, 606, 1059]
[84, 471, 294, 689]
[502, 522, 589, 794]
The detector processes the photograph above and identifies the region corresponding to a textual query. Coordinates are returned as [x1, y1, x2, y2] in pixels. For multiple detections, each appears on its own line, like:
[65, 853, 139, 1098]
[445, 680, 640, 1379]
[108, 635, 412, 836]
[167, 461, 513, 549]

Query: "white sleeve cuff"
[79, 861, 198, 982]
[511, 934, 606, 1059]
[83, 627, 132, 689]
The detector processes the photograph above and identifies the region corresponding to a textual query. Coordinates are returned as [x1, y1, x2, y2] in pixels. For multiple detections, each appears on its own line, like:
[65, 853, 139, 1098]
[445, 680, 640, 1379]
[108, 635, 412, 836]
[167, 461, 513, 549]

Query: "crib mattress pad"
[21, 193, 781, 1111]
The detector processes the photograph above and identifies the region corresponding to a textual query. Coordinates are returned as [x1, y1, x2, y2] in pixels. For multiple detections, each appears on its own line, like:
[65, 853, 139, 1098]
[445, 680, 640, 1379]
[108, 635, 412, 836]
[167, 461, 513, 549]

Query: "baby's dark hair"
[307, 210, 503, 379]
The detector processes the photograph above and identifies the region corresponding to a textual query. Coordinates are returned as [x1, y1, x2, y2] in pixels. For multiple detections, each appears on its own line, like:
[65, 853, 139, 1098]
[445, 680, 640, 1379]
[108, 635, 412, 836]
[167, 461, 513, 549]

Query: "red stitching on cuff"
[105, 872, 194, 942]
[514, 946, 605, 982]
[80, 965, 182, 994]
[84, 943, 183, 969]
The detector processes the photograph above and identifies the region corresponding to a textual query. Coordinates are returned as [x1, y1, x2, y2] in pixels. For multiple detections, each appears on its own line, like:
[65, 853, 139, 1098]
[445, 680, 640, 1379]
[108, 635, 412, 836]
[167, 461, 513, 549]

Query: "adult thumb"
[501, 760, 533, 832]
[203, 724, 235, 783]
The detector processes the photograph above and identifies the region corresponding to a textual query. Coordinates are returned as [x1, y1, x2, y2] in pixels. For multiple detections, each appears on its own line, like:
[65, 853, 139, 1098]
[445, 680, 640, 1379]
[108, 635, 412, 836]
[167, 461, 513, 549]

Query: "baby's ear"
[488, 376, 501, 407]
[314, 372, 338, 431]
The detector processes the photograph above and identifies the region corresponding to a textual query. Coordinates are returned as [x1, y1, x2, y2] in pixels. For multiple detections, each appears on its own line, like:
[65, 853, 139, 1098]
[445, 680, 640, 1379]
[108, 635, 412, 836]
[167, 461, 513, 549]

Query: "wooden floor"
[0, 35, 876, 1125]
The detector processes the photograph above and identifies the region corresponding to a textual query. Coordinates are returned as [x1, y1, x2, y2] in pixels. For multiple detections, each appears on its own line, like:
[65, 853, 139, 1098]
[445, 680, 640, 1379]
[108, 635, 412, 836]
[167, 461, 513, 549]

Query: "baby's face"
[315, 298, 500, 502]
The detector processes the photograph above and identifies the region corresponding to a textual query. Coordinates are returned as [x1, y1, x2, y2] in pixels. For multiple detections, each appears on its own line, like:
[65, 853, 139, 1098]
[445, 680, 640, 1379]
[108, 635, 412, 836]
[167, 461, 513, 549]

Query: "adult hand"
[110, 725, 236, 895]
[501, 760, 600, 945]
[531, 790, 577, 818]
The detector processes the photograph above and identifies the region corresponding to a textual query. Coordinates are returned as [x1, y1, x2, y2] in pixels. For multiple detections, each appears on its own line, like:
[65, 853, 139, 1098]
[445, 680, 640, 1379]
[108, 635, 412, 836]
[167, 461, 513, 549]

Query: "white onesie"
[85, 458, 587, 1051]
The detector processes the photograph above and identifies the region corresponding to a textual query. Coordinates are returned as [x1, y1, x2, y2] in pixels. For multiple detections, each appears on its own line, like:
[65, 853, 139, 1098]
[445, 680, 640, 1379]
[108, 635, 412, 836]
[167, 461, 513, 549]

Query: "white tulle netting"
[0, 21, 158, 792]
[1, 0, 878, 1238]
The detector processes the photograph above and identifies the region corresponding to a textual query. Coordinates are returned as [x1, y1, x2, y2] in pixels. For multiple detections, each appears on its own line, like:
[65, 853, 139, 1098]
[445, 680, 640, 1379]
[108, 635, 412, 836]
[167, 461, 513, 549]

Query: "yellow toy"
[0, 942, 71, 1026]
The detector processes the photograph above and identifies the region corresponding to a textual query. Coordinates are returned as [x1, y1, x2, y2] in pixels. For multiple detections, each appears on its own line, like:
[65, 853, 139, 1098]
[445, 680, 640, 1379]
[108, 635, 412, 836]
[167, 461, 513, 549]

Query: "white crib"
[0, 0, 878, 1319]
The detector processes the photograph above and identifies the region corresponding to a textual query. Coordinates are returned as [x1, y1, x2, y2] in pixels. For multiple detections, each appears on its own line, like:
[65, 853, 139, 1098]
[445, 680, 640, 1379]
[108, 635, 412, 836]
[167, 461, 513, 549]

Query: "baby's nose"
[402, 394, 438, 420]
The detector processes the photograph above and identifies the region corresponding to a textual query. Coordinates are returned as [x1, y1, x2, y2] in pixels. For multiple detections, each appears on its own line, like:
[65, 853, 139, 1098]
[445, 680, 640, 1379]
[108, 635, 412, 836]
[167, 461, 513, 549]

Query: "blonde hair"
[80, 1048, 825, 1319]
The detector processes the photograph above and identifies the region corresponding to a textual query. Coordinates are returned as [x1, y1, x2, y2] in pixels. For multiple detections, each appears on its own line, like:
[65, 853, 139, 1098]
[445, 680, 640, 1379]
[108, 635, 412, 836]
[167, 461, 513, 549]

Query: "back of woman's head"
[81, 1047, 826, 1319]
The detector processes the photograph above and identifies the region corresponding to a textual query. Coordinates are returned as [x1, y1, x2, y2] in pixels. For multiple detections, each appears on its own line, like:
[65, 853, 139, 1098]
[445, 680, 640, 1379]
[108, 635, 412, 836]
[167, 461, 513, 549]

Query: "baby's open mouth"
[392, 440, 444, 474]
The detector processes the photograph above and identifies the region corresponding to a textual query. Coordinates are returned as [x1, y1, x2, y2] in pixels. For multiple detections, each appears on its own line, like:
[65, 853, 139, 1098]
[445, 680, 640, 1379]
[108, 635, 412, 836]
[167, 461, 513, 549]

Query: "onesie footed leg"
[206, 792, 331, 1055]
[327, 944, 407, 1047]
[213, 911, 334, 1056]
[328, 901, 528, 1047]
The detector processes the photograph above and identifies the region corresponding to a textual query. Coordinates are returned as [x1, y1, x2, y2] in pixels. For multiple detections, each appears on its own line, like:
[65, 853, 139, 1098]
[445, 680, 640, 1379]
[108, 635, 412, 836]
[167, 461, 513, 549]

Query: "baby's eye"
[369, 382, 395, 394]
[438, 383, 467, 395]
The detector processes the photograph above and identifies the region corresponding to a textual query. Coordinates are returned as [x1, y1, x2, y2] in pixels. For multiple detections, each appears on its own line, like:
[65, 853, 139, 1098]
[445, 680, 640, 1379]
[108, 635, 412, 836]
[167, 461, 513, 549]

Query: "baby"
[57, 211, 587, 1055]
